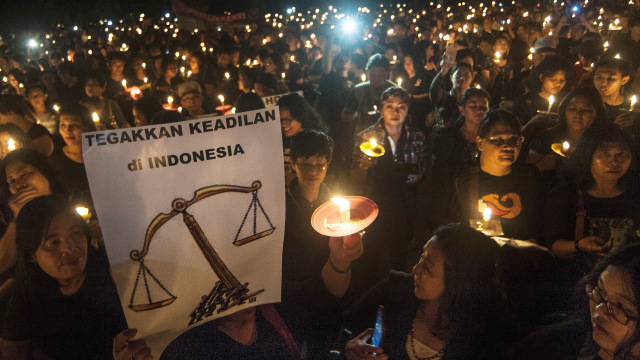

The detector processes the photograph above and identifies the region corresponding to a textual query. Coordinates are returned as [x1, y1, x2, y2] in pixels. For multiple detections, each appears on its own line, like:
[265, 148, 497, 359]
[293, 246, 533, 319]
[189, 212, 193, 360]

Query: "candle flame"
[549, 95, 555, 105]
[7, 138, 15, 151]
[121, 79, 126, 88]
[167, 96, 174, 105]
[332, 197, 351, 224]
[632, 95, 637, 105]
[75, 206, 90, 219]
[562, 141, 570, 152]
[53, 104, 60, 112]
[92, 112, 99, 122]
[218, 95, 225, 104]
[225, 72, 230, 80]
[361, 74, 367, 82]
[370, 138, 377, 147]
[483, 208, 492, 221]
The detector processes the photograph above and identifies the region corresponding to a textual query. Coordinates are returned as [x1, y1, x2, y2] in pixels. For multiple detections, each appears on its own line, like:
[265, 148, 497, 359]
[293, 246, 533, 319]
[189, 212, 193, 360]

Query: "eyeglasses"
[181, 95, 200, 103]
[484, 136, 524, 148]
[586, 285, 638, 325]
[295, 163, 328, 172]
[281, 117, 294, 126]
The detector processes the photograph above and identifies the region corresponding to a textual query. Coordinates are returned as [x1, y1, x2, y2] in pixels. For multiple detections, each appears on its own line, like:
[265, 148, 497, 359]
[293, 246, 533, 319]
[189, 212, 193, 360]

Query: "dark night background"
[0, 0, 368, 33]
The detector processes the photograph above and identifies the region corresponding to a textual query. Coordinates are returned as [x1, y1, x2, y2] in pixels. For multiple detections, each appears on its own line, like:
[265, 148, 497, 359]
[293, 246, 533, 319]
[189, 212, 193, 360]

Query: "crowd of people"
[0, 0, 639, 358]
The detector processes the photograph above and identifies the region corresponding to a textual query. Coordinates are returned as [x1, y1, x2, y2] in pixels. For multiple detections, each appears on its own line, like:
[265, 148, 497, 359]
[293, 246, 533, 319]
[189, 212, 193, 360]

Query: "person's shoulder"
[161, 322, 222, 359]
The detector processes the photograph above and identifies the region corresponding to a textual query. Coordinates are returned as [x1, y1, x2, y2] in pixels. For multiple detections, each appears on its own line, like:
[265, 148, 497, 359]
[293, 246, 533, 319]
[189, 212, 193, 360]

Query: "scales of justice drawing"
[127, 180, 275, 325]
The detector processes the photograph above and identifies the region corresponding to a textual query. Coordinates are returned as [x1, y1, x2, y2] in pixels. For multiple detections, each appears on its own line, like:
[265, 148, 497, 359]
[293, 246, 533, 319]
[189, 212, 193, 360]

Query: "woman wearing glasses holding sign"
[515, 244, 640, 360]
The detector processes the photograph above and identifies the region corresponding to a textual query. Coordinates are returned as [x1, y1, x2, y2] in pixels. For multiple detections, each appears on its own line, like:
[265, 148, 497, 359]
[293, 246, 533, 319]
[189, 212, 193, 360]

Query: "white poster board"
[83, 107, 285, 351]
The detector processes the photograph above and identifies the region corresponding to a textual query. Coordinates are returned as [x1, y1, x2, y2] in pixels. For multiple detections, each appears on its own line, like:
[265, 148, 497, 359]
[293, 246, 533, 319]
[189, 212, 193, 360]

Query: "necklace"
[409, 325, 444, 360]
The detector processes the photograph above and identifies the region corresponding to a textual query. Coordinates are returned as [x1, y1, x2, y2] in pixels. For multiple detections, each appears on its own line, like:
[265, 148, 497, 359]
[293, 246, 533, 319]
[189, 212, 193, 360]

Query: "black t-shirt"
[456, 169, 541, 240]
[543, 184, 640, 252]
[478, 170, 536, 239]
[49, 148, 92, 209]
[2, 251, 127, 359]
[160, 310, 294, 360]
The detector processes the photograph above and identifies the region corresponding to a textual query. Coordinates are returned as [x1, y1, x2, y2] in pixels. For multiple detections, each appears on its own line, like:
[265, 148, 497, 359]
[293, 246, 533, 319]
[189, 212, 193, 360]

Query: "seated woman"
[0, 149, 62, 325]
[50, 103, 96, 210]
[514, 243, 640, 360]
[454, 109, 541, 242]
[0, 94, 54, 156]
[1, 195, 127, 359]
[527, 87, 608, 197]
[510, 55, 572, 126]
[543, 123, 640, 302]
[277, 93, 327, 186]
[344, 224, 512, 360]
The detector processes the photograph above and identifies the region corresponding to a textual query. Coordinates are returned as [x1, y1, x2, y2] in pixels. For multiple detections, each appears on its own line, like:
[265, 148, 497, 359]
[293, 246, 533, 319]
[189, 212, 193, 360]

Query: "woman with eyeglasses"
[542, 123, 639, 304]
[454, 109, 541, 241]
[277, 93, 327, 187]
[514, 243, 640, 360]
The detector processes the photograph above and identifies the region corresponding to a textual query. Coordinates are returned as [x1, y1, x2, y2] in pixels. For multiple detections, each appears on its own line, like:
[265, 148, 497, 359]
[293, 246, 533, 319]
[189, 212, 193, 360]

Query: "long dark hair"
[563, 122, 637, 191]
[14, 195, 95, 294]
[277, 93, 327, 133]
[557, 87, 607, 130]
[0, 148, 63, 200]
[580, 244, 640, 360]
[430, 224, 507, 360]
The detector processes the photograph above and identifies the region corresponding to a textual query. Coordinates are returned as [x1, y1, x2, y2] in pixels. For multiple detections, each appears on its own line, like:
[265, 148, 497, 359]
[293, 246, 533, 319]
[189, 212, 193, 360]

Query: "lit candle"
[167, 96, 174, 108]
[180, 66, 185, 76]
[494, 51, 501, 63]
[631, 95, 637, 111]
[225, 72, 230, 80]
[290, 55, 295, 62]
[397, 78, 403, 87]
[143, 77, 148, 83]
[562, 141, 570, 153]
[361, 74, 367, 82]
[483, 208, 492, 221]
[332, 197, 351, 224]
[373, 105, 378, 112]
[7, 138, 15, 151]
[92, 112, 100, 123]
[121, 79, 127, 88]
[218, 95, 225, 107]
[547, 95, 555, 114]
[75, 206, 90, 220]
[281, 72, 286, 79]
[178, 106, 183, 113]
[53, 104, 60, 112]
[615, 53, 621, 59]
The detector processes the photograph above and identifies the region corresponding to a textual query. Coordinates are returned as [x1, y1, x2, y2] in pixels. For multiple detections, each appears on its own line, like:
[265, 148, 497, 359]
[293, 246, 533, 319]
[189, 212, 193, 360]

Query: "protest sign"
[83, 108, 285, 348]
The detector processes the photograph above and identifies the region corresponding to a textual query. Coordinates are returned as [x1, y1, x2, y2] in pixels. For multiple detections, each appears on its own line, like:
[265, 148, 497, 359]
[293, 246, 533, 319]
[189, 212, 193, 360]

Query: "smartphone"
[371, 305, 385, 354]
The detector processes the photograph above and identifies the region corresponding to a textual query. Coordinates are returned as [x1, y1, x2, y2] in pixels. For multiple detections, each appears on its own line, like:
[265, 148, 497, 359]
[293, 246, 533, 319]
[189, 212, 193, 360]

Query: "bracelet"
[574, 238, 582, 253]
[329, 258, 351, 274]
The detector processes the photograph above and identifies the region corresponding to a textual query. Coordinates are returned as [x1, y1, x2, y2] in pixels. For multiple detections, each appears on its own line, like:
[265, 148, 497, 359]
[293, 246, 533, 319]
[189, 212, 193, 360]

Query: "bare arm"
[321, 233, 363, 298]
